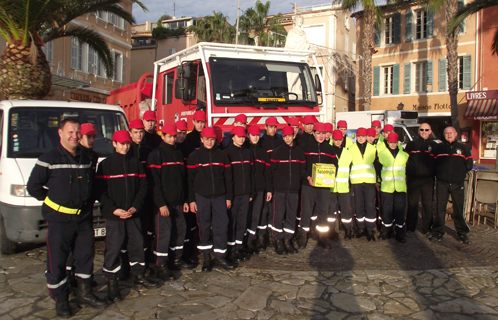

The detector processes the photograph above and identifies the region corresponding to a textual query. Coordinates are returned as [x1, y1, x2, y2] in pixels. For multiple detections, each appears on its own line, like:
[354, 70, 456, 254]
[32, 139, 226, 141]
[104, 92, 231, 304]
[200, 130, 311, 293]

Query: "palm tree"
[188, 12, 235, 43]
[238, 0, 287, 46]
[0, 0, 147, 100]
[335, 0, 382, 110]
[450, 0, 498, 55]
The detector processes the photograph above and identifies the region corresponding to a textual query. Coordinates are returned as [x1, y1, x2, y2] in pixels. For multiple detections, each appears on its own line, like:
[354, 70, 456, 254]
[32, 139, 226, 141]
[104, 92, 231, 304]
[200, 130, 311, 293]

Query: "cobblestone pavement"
[1, 224, 498, 319]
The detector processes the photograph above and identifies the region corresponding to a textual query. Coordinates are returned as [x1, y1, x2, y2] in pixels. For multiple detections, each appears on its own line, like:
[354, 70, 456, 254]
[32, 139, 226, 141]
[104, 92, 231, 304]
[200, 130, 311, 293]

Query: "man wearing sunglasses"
[404, 123, 437, 237]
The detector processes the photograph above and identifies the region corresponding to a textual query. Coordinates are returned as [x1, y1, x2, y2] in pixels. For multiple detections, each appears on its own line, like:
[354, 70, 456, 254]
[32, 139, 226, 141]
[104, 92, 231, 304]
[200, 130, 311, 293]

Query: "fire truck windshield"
[209, 57, 317, 107]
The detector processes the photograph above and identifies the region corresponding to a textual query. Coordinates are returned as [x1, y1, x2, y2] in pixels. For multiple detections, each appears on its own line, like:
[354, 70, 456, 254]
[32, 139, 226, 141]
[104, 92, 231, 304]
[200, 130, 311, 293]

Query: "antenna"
[174, 2, 176, 17]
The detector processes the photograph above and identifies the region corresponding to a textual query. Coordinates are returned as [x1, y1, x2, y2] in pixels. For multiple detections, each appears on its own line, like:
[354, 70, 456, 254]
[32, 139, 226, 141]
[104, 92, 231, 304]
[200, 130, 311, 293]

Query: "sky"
[132, 0, 339, 25]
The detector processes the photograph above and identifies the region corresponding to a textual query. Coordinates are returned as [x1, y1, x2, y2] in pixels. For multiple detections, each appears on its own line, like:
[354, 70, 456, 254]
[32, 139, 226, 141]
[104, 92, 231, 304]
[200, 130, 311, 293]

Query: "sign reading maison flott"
[412, 103, 450, 111]
[466, 91, 498, 100]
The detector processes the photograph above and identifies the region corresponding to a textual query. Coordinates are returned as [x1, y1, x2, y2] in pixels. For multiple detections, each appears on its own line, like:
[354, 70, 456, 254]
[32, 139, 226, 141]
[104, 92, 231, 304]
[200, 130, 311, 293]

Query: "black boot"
[107, 279, 122, 302]
[274, 239, 287, 255]
[133, 274, 160, 288]
[202, 253, 213, 272]
[75, 282, 107, 309]
[213, 257, 236, 270]
[317, 234, 332, 249]
[328, 230, 339, 241]
[297, 229, 308, 248]
[156, 265, 175, 281]
[55, 299, 71, 318]
[283, 239, 298, 254]
[356, 228, 367, 239]
[168, 257, 197, 270]
[344, 228, 352, 240]
[367, 230, 376, 242]
[378, 230, 393, 240]
[256, 234, 266, 251]
[395, 233, 406, 243]
[247, 239, 259, 255]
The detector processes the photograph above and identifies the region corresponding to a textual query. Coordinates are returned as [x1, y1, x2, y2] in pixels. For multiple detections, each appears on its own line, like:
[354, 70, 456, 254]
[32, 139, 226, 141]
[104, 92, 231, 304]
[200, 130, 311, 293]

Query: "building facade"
[279, 3, 357, 124]
[353, 0, 476, 141]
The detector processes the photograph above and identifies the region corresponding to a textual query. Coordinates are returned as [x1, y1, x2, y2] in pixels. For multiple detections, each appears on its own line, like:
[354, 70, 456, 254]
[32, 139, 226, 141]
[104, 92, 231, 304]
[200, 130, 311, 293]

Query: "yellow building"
[353, 0, 476, 139]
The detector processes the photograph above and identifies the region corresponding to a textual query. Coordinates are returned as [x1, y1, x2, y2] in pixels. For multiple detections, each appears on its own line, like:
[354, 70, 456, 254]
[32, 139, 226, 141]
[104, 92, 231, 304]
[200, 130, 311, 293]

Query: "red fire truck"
[107, 42, 327, 137]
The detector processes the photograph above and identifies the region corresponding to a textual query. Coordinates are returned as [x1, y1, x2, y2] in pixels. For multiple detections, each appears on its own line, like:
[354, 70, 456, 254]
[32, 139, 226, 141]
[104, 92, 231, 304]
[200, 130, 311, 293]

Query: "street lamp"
[397, 102, 404, 110]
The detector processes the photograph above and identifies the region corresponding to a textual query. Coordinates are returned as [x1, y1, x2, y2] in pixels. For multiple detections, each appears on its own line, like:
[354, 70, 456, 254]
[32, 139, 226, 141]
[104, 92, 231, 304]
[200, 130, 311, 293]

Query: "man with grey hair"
[431, 126, 473, 244]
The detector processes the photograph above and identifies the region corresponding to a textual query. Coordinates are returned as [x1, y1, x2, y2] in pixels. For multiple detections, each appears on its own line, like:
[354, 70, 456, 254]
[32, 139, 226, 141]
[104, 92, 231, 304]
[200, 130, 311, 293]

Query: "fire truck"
[107, 42, 326, 137]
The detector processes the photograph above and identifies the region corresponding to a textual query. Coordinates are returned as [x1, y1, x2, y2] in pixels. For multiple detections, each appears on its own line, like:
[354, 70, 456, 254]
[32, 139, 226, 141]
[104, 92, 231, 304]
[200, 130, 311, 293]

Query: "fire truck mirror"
[175, 79, 190, 101]
[314, 74, 321, 92]
[177, 65, 191, 79]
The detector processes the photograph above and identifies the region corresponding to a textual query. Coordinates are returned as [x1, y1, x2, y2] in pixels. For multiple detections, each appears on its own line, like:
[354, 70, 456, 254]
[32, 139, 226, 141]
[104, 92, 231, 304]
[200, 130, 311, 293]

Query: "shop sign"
[412, 103, 450, 111]
[70, 92, 105, 104]
[466, 90, 498, 101]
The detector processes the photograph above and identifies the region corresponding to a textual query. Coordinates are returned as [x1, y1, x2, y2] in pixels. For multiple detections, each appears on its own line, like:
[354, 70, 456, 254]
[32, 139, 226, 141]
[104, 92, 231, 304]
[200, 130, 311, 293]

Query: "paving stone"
[415, 273, 434, 287]
[206, 284, 242, 297]
[394, 297, 420, 311]
[156, 304, 213, 318]
[324, 311, 348, 320]
[419, 287, 433, 295]
[117, 295, 164, 312]
[383, 300, 412, 315]
[433, 287, 459, 297]
[367, 313, 393, 320]
[434, 313, 475, 320]
[179, 289, 215, 300]
[92, 310, 131, 320]
[157, 294, 187, 307]
[410, 309, 438, 320]
[366, 282, 381, 295]
[194, 295, 231, 308]
[281, 278, 306, 286]
[380, 284, 397, 295]
[181, 302, 237, 320]
[295, 300, 328, 313]
[230, 309, 255, 319]
[33, 309, 56, 319]
[270, 300, 302, 314]
[0, 297, 37, 314]
[134, 307, 161, 320]
[297, 284, 326, 299]
[8, 305, 33, 318]
[330, 292, 376, 313]
[257, 281, 297, 292]
[431, 297, 498, 314]
[233, 286, 272, 311]
[256, 308, 275, 319]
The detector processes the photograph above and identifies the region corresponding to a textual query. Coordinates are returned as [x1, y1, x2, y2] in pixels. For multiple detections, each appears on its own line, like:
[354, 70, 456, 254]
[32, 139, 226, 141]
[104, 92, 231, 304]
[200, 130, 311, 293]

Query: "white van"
[0, 100, 128, 254]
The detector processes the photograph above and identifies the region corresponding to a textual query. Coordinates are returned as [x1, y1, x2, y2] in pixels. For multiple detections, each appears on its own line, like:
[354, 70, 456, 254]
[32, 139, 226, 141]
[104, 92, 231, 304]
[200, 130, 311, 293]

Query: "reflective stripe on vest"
[350, 144, 376, 184]
[378, 149, 409, 193]
[331, 149, 353, 193]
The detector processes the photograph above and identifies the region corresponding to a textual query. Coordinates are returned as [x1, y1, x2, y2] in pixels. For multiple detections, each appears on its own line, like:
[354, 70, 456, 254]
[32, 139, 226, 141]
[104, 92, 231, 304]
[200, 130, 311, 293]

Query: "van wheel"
[0, 214, 16, 255]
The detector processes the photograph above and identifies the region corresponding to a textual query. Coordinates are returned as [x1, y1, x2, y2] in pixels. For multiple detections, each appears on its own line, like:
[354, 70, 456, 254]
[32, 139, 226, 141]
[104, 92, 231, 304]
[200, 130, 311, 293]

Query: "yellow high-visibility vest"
[378, 148, 409, 193]
[349, 143, 377, 184]
[331, 148, 353, 193]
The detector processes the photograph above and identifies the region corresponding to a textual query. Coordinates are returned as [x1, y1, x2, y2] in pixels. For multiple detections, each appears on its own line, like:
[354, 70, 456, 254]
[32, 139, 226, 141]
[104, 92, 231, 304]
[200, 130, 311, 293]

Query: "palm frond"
[449, 0, 498, 32]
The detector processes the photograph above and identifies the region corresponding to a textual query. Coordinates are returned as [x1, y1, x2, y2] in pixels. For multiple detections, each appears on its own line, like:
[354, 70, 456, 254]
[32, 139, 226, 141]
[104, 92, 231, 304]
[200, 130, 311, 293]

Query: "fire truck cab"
[108, 42, 327, 136]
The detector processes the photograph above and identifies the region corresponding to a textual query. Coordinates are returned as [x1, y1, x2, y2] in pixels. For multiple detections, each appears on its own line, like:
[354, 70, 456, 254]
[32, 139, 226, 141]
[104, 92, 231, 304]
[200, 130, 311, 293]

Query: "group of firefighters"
[26, 109, 473, 317]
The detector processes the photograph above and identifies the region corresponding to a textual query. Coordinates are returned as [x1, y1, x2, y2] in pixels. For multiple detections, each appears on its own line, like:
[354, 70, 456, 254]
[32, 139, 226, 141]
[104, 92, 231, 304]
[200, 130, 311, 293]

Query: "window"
[42, 41, 53, 64]
[169, 48, 176, 55]
[415, 62, 426, 92]
[87, 46, 96, 75]
[97, 9, 125, 29]
[163, 72, 174, 105]
[345, 16, 350, 30]
[352, 43, 356, 60]
[415, 10, 427, 40]
[385, 16, 394, 44]
[458, 0, 466, 34]
[113, 51, 124, 82]
[71, 38, 82, 70]
[344, 69, 349, 91]
[383, 66, 393, 94]
[345, 35, 349, 56]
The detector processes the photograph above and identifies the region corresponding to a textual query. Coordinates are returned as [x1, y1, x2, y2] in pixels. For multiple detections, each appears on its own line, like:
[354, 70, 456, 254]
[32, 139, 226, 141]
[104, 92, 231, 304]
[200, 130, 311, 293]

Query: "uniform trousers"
[154, 204, 186, 266]
[228, 194, 250, 250]
[195, 193, 228, 260]
[300, 185, 331, 231]
[247, 191, 265, 241]
[140, 194, 155, 249]
[352, 183, 376, 231]
[406, 177, 434, 233]
[273, 192, 299, 240]
[103, 218, 145, 280]
[183, 210, 199, 259]
[328, 192, 338, 230]
[45, 210, 94, 301]
[381, 192, 406, 235]
[332, 192, 353, 230]
[261, 198, 274, 234]
[433, 180, 470, 236]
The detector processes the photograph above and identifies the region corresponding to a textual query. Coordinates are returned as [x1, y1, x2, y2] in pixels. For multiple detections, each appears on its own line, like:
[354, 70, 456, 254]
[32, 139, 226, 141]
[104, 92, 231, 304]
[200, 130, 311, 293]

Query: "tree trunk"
[0, 41, 52, 100]
[445, 0, 461, 136]
[362, 9, 375, 110]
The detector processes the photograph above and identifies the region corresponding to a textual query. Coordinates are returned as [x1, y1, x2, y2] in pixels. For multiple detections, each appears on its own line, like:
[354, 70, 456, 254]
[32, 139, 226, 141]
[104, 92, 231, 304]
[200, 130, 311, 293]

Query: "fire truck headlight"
[11, 185, 28, 197]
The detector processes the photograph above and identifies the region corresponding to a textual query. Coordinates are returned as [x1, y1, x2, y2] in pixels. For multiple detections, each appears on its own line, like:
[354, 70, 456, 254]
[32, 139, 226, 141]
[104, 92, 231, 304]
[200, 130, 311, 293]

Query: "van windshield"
[8, 107, 128, 158]
[209, 57, 317, 107]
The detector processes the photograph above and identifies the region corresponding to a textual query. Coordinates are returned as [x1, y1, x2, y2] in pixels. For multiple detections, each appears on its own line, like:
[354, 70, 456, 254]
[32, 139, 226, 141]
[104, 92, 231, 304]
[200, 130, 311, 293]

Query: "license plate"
[258, 97, 285, 102]
[94, 227, 106, 237]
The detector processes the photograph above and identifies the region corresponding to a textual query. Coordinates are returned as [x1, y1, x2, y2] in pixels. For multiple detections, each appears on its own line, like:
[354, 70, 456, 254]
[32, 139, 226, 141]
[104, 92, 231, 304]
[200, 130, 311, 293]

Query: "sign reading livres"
[466, 90, 498, 100]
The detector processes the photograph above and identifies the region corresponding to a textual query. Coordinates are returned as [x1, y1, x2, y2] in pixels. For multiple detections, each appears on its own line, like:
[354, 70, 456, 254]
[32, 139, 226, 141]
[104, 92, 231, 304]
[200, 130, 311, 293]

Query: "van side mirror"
[175, 79, 190, 100]
[177, 65, 191, 79]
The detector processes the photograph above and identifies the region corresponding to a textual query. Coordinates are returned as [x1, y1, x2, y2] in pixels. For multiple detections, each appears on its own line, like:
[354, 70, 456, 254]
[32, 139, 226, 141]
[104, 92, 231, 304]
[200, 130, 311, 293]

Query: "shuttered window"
[404, 62, 411, 94]
[439, 58, 447, 92]
[459, 55, 472, 90]
[405, 11, 413, 42]
[373, 66, 380, 96]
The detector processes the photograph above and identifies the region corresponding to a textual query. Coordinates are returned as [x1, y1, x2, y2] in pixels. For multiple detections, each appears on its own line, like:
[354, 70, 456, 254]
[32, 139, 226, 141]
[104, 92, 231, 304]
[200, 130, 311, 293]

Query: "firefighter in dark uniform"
[259, 116, 283, 249]
[270, 126, 306, 255]
[185, 110, 206, 149]
[405, 123, 437, 236]
[175, 120, 198, 265]
[246, 125, 270, 254]
[27, 118, 106, 318]
[299, 122, 338, 249]
[288, 117, 301, 141]
[220, 114, 249, 150]
[224, 126, 254, 261]
[296, 115, 316, 148]
[187, 127, 236, 271]
[431, 126, 473, 244]
[147, 124, 190, 279]
[142, 110, 162, 149]
[95, 130, 159, 302]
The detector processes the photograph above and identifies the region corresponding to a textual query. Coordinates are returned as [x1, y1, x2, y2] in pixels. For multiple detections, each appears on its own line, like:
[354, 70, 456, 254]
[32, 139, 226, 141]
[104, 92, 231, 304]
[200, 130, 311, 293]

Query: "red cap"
[232, 126, 247, 137]
[337, 120, 348, 128]
[314, 122, 327, 132]
[282, 126, 294, 136]
[201, 127, 216, 138]
[247, 126, 260, 136]
[143, 110, 156, 121]
[234, 114, 247, 124]
[384, 124, 394, 132]
[367, 128, 376, 137]
[388, 132, 399, 143]
[129, 119, 145, 130]
[194, 110, 206, 121]
[325, 123, 333, 133]
[175, 120, 188, 131]
[288, 117, 300, 126]
[332, 130, 343, 141]
[356, 127, 367, 136]
[161, 124, 177, 136]
[265, 116, 278, 126]
[113, 130, 132, 144]
[81, 123, 97, 136]
[371, 120, 382, 127]
[303, 115, 317, 124]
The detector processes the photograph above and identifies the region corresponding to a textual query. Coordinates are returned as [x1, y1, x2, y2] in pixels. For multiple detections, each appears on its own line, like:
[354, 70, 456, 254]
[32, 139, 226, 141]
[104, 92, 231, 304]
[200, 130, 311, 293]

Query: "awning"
[465, 91, 498, 120]
[51, 75, 90, 91]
